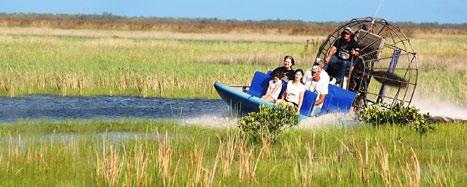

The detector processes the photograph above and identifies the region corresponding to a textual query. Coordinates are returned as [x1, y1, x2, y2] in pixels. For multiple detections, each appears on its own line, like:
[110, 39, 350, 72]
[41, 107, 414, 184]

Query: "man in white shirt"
[303, 64, 329, 116]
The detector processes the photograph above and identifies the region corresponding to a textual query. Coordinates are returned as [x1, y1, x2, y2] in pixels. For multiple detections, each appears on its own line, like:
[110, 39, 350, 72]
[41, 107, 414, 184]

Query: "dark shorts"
[326, 55, 351, 82]
[284, 98, 299, 107]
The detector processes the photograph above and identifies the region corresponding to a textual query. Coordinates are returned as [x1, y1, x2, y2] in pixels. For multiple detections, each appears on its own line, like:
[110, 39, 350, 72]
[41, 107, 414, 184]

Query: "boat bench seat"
[248, 71, 272, 98]
[248, 71, 317, 116]
[320, 84, 357, 115]
[300, 91, 318, 116]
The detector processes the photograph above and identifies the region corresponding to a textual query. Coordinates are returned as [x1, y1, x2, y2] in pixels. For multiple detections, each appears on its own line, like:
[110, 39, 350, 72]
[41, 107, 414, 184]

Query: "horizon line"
[1, 12, 466, 25]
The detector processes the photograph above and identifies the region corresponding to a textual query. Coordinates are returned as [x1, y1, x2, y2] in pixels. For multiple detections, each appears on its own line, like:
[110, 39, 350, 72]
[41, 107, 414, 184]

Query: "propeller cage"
[316, 17, 418, 109]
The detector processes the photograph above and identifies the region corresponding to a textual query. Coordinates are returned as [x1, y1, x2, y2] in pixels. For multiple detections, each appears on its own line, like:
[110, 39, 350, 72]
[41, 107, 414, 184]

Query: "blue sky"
[0, 0, 465, 23]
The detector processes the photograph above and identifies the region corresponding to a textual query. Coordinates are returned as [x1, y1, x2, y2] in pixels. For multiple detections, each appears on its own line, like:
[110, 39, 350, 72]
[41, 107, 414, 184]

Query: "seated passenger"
[323, 27, 358, 85]
[272, 55, 295, 81]
[304, 65, 329, 116]
[277, 69, 306, 111]
[303, 58, 328, 85]
[260, 70, 284, 103]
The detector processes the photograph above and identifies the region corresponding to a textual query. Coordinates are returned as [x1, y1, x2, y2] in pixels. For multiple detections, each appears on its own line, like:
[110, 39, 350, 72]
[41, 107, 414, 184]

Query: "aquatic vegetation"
[359, 103, 433, 134]
[0, 120, 465, 186]
[238, 104, 299, 143]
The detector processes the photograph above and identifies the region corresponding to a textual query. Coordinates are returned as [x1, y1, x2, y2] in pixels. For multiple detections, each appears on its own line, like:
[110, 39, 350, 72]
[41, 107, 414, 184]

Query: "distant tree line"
[0, 12, 465, 35]
[0, 12, 343, 25]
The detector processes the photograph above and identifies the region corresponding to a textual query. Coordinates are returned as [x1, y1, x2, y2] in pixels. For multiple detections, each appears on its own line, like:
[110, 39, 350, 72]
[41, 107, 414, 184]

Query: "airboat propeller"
[316, 17, 418, 109]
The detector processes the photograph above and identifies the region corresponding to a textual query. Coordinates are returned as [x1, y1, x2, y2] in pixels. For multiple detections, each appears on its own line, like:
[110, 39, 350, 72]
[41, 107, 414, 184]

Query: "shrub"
[238, 103, 299, 143]
[358, 102, 434, 134]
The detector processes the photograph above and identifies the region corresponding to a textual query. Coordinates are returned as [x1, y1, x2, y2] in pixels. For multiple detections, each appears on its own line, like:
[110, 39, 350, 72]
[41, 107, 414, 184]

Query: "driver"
[322, 27, 358, 85]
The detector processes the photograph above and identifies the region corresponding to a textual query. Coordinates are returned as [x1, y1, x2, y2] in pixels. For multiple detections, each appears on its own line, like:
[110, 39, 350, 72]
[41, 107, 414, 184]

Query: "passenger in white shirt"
[277, 69, 306, 111]
[261, 70, 284, 103]
[303, 64, 329, 116]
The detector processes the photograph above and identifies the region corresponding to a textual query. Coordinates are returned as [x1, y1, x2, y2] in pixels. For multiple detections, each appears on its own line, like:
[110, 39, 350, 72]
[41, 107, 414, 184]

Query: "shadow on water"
[0, 95, 229, 122]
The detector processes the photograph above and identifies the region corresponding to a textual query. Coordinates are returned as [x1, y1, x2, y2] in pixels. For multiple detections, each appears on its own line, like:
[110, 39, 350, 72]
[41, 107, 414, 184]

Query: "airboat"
[214, 17, 418, 118]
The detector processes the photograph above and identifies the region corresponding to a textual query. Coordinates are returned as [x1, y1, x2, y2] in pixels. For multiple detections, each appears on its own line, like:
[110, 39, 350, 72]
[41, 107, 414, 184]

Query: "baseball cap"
[312, 65, 320, 73]
[343, 27, 353, 34]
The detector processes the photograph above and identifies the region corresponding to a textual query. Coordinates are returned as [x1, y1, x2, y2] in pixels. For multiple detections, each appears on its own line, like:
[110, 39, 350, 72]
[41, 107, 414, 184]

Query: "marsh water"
[0, 95, 228, 122]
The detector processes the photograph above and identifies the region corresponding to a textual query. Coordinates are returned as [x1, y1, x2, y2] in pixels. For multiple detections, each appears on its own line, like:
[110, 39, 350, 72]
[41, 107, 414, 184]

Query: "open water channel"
[0, 95, 229, 122]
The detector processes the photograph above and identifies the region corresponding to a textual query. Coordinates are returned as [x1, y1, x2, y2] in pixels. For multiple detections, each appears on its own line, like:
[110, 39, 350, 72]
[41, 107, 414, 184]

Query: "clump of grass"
[96, 140, 123, 186]
[238, 104, 299, 143]
[358, 102, 434, 134]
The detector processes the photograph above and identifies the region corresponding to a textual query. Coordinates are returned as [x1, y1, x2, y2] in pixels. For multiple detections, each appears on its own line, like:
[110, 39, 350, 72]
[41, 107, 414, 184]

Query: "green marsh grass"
[0, 120, 465, 186]
[0, 29, 465, 103]
[0, 34, 308, 98]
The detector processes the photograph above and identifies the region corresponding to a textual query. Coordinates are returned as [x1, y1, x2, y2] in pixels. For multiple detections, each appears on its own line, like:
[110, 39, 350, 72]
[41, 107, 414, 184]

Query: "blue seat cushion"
[248, 71, 272, 97]
[320, 84, 357, 115]
[300, 91, 317, 116]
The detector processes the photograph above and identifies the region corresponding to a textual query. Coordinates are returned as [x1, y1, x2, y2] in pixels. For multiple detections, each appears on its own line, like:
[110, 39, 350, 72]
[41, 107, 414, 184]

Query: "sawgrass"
[0, 28, 465, 103]
[0, 119, 465, 186]
[0, 34, 308, 98]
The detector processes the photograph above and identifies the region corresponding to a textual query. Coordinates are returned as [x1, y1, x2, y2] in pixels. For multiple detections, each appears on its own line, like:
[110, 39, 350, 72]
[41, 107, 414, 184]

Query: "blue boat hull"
[214, 71, 357, 118]
[213, 82, 274, 115]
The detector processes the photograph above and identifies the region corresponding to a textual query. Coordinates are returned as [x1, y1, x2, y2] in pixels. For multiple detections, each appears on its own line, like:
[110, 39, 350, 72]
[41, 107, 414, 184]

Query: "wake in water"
[184, 98, 467, 129]
[182, 114, 237, 128]
[412, 98, 467, 120]
[298, 113, 359, 129]
[182, 109, 359, 129]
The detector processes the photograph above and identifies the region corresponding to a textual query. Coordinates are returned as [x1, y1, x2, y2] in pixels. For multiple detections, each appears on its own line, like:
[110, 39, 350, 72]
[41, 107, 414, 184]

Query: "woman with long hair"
[277, 69, 306, 111]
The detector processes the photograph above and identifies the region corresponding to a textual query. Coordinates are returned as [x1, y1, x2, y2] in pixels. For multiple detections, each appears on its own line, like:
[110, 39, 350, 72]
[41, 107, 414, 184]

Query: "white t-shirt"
[304, 70, 330, 107]
[285, 81, 306, 105]
[266, 80, 283, 100]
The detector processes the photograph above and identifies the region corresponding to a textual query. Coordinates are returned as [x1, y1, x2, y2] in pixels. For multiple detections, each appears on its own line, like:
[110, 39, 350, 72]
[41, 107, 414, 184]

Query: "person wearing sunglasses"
[323, 27, 359, 86]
